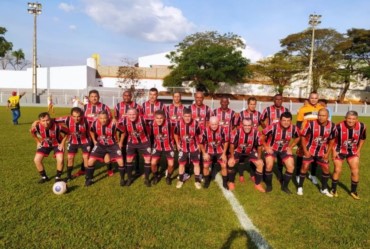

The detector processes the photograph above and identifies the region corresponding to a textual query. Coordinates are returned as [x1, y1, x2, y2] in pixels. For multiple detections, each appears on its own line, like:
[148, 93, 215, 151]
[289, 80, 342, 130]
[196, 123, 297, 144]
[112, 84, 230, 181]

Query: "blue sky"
[1, 0, 369, 67]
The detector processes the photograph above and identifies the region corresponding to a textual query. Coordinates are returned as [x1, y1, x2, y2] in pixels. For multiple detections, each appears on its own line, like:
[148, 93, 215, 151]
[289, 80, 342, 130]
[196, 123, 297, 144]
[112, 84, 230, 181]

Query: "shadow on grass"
[221, 229, 270, 249]
[66, 185, 80, 193]
[337, 181, 351, 194]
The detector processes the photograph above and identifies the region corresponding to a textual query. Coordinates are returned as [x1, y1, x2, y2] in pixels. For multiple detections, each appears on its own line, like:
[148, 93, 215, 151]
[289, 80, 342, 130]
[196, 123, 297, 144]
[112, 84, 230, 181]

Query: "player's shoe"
[265, 185, 273, 193]
[166, 177, 172, 185]
[183, 173, 190, 182]
[107, 170, 114, 177]
[228, 182, 235, 191]
[73, 170, 85, 177]
[66, 175, 75, 182]
[152, 175, 159, 185]
[176, 181, 184, 189]
[330, 190, 338, 197]
[297, 187, 303, 196]
[194, 182, 202, 190]
[281, 186, 292, 194]
[239, 176, 245, 183]
[320, 188, 333, 197]
[125, 178, 133, 187]
[350, 192, 360, 200]
[144, 179, 151, 187]
[222, 181, 229, 190]
[249, 176, 255, 183]
[254, 184, 265, 193]
[120, 178, 126, 187]
[85, 179, 94, 187]
[310, 175, 319, 185]
[38, 176, 49, 184]
[203, 178, 210, 189]
[55, 176, 63, 182]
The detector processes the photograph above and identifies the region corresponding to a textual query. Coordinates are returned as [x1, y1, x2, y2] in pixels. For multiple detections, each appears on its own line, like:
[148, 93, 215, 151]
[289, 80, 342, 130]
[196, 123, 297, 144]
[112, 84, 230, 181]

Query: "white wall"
[98, 77, 166, 91]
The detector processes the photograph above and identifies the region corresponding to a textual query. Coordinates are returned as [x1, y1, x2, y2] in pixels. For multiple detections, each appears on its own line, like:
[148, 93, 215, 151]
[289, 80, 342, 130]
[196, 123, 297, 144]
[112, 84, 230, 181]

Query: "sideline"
[215, 174, 271, 249]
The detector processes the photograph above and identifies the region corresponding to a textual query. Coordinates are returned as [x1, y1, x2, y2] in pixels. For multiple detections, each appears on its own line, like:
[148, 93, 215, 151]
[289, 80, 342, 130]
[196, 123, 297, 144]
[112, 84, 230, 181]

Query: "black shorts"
[90, 144, 123, 162]
[264, 150, 292, 162]
[67, 143, 91, 155]
[151, 149, 175, 161]
[334, 153, 358, 162]
[303, 156, 329, 168]
[178, 151, 200, 165]
[126, 142, 151, 160]
[36, 146, 63, 157]
[204, 153, 224, 166]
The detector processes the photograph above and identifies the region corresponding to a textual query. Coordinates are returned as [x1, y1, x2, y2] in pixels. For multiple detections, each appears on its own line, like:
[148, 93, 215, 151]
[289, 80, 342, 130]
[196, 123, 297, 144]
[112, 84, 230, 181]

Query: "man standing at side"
[7, 91, 25, 125]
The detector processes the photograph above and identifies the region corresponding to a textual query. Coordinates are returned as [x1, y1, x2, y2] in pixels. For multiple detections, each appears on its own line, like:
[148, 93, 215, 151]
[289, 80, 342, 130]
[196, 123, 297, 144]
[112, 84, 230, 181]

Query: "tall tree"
[0, 27, 13, 69]
[164, 31, 250, 94]
[116, 58, 145, 100]
[9, 49, 29, 70]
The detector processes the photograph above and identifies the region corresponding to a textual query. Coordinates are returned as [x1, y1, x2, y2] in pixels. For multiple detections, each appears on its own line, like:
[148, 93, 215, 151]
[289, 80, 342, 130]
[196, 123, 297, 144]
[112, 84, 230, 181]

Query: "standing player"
[331, 111, 366, 200]
[190, 91, 212, 132]
[228, 118, 265, 192]
[295, 92, 324, 185]
[199, 116, 229, 189]
[166, 92, 186, 128]
[174, 108, 202, 189]
[30, 112, 68, 183]
[123, 108, 153, 187]
[47, 95, 54, 114]
[85, 111, 125, 186]
[151, 110, 176, 185]
[262, 112, 300, 194]
[297, 108, 336, 197]
[142, 87, 167, 127]
[212, 97, 237, 135]
[7, 91, 26, 125]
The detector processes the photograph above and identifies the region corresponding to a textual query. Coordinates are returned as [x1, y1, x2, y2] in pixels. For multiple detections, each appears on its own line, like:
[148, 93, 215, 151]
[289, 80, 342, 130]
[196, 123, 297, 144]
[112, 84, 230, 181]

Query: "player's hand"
[286, 147, 293, 155]
[37, 142, 41, 149]
[332, 150, 338, 160]
[58, 144, 64, 151]
[228, 157, 235, 167]
[304, 151, 311, 158]
[31, 120, 39, 129]
[357, 152, 361, 158]
[203, 153, 210, 161]
[118, 142, 123, 149]
[265, 147, 273, 155]
[323, 153, 329, 161]
[221, 154, 227, 163]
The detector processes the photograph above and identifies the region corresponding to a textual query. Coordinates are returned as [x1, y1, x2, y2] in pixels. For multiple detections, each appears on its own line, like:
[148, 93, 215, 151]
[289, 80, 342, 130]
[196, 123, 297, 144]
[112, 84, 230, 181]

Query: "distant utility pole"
[307, 13, 321, 95]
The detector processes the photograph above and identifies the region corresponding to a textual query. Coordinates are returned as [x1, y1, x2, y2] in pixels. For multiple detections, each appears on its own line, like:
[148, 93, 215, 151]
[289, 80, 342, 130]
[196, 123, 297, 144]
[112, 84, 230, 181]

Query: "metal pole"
[307, 14, 321, 97]
[32, 13, 38, 103]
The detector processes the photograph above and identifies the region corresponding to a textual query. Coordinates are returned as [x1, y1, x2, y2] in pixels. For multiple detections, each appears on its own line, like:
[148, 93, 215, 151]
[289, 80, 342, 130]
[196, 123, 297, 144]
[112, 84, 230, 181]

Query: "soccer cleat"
[239, 176, 245, 183]
[250, 176, 255, 183]
[66, 175, 75, 182]
[310, 175, 319, 185]
[228, 182, 235, 191]
[38, 176, 50, 184]
[297, 187, 303, 196]
[296, 176, 300, 184]
[107, 170, 114, 177]
[350, 192, 360, 200]
[194, 182, 202, 190]
[281, 186, 292, 194]
[166, 177, 172, 185]
[55, 176, 63, 182]
[265, 185, 273, 193]
[85, 179, 94, 187]
[125, 178, 133, 187]
[165, 169, 168, 178]
[222, 182, 229, 190]
[254, 184, 266, 193]
[330, 190, 338, 197]
[120, 178, 126, 187]
[176, 181, 184, 189]
[152, 175, 159, 185]
[144, 179, 151, 187]
[73, 170, 86, 177]
[183, 173, 190, 182]
[320, 188, 333, 197]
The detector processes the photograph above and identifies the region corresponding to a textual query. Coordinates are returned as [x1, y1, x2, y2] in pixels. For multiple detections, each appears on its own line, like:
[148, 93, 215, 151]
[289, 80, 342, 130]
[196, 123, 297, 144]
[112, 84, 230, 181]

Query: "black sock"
[321, 173, 330, 190]
[86, 167, 95, 180]
[39, 170, 47, 177]
[265, 170, 273, 187]
[331, 179, 338, 192]
[283, 172, 292, 188]
[298, 173, 306, 188]
[228, 167, 236, 183]
[204, 175, 210, 183]
[144, 163, 151, 180]
[179, 174, 184, 182]
[195, 175, 201, 183]
[238, 163, 244, 176]
[277, 158, 284, 178]
[67, 166, 73, 177]
[311, 162, 317, 176]
[296, 156, 303, 176]
[135, 154, 140, 172]
[56, 170, 62, 178]
[80, 163, 85, 171]
[222, 175, 228, 187]
[255, 171, 263, 185]
[118, 166, 125, 179]
[351, 181, 358, 193]
[249, 162, 256, 177]
[126, 162, 133, 179]
[107, 163, 113, 171]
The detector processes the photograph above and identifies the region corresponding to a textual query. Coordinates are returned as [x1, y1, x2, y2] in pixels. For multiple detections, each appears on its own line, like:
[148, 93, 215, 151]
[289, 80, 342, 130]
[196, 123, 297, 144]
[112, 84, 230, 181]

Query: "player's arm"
[228, 143, 236, 166]
[257, 145, 263, 159]
[301, 136, 311, 158]
[20, 92, 26, 98]
[30, 125, 41, 146]
[357, 139, 366, 158]
[324, 138, 335, 160]
[287, 136, 300, 155]
[174, 134, 181, 151]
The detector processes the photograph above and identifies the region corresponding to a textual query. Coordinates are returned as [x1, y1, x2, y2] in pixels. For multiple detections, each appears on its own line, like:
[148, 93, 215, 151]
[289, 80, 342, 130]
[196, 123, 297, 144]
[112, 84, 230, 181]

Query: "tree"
[163, 31, 250, 94]
[250, 53, 304, 94]
[0, 27, 13, 69]
[116, 58, 145, 100]
[9, 49, 29, 70]
[280, 29, 345, 91]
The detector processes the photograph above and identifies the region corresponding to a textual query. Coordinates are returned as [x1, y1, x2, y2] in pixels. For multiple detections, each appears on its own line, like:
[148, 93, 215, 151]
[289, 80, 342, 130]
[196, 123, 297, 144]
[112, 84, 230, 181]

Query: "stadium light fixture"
[307, 14, 321, 96]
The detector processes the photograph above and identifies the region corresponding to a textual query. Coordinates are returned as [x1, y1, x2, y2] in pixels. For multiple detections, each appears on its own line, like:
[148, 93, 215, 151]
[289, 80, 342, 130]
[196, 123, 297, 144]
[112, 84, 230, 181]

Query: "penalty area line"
[215, 174, 270, 249]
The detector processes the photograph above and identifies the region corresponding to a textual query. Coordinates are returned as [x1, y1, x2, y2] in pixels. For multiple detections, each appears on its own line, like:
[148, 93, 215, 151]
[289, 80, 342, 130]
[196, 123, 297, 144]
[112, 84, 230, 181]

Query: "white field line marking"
[215, 174, 270, 249]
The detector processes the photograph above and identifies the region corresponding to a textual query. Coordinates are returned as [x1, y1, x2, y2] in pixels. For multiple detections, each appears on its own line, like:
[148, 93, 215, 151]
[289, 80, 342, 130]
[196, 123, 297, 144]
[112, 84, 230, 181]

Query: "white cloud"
[239, 38, 263, 63]
[59, 3, 75, 12]
[69, 25, 77, 30]
[82, 0, 195, 42]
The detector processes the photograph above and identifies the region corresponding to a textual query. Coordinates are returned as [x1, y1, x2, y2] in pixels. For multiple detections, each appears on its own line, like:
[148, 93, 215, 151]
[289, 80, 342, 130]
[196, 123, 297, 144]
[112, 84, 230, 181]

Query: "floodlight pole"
[307, 14, 321, 96]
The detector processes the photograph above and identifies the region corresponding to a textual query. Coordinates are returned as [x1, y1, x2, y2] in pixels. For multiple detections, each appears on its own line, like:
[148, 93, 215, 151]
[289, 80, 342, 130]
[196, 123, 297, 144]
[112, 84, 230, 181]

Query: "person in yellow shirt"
[7, 91, 26, 125]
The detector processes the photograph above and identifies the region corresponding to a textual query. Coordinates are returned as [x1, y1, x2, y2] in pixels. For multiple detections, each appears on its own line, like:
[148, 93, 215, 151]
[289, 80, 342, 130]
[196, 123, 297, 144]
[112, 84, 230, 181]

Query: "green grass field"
[0, 107, 369, 249]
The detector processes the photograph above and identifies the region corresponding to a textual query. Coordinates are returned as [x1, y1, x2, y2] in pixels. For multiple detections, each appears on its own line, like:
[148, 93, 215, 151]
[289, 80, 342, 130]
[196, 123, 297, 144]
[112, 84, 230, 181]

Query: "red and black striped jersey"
[31, 122, 68, 147]
[174, 119, 201, 153]
[200, 127, 228, 154]
[334, 121, 366, 154]
[84, 102, 112, 125]
[261, 105, 289, 126]
[54, 116, 90, 145]
[142, 101, 166, 124]
[90, 120, 124, 146]
[239, 110, 262, 128]
[123, 116, 150, 144]
[263, 123, 299, 152]
[301, 120, 336, 156]
[230, 127, 262, 154]
[152, 119, 174, 151]
[166, 104, 185, 126]
[190, 104, 212, 131]
[212, 108, 237, 133]
[114, 101, 143, 122]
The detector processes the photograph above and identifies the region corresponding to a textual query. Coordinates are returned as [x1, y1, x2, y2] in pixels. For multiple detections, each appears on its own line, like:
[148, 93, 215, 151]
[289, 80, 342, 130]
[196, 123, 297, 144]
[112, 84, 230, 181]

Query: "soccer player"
[261, 94, 289, 181]
[151, 110, 175, 185]
[166, 92, 185, 127]
[7, 91, 26, 125]
[47, 95, 54, 114]
[297, 108, 336, 197]
[142, 87, 167, 127]
[190, 91, 212, 132]
[85, 111, 125, 187]
[122, 108, 153, 187]
[228, 118, 265, 192]
[295, 92, 324, 185]
[174, 108, 202, 189]
[262, 112, 300, 194]
[54, 107, 91, 181]
[331, 111, 366, 200]
[199, 116, 229, 189]
[30, 112, 68, 183]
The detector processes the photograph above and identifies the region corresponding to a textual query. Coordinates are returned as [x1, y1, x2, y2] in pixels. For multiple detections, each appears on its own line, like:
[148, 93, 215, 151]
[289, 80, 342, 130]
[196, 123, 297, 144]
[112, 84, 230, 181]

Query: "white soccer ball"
[52, 181, 67, 195]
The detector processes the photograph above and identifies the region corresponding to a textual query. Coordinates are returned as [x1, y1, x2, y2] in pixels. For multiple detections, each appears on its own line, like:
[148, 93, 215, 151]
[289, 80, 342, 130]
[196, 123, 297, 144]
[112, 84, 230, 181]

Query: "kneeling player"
[30, 112, 68, 183]
[85, 111, 125, 186]
[228, 118, 265, 192]
[200, 116, 229, 189]
[151, 110, 175, 185]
